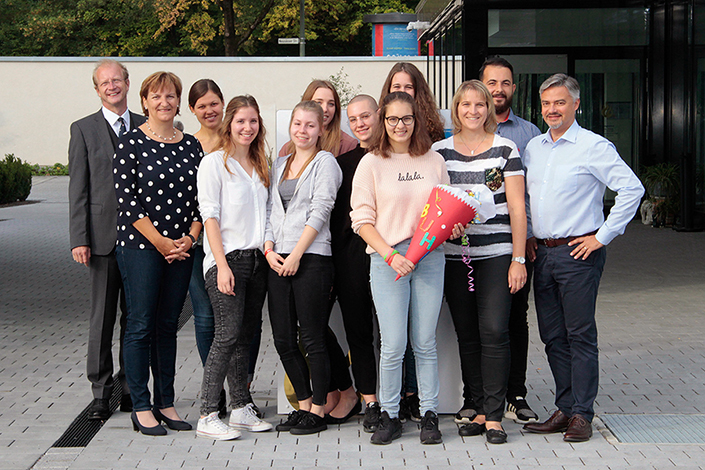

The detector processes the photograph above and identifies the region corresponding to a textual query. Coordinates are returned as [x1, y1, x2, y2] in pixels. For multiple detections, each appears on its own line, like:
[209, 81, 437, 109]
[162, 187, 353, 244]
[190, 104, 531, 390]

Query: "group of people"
[68, 57, 644, 446]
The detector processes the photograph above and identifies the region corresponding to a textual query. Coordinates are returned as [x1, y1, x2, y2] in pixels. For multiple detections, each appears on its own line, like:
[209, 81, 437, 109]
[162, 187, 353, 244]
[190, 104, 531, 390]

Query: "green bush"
[31, 162, 69, 176]
[0, 154, 32, 204]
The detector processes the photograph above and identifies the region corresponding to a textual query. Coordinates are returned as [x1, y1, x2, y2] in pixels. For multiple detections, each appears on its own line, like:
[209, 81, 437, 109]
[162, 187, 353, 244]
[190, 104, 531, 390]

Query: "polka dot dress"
[113, 128, 203, 250]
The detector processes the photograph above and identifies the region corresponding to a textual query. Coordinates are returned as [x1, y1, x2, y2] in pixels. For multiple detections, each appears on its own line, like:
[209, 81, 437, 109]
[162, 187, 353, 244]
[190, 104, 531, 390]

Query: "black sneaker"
[419, 410, 442, 444]
[400, 394, 421, 423]
[290, 411, 328, 435]
[276, 409, 305, 432]
[454, 398, 479, 424]
[505, 396, 538, 424]
[370, 411, 402, 445]
[363, 402, 381, 433]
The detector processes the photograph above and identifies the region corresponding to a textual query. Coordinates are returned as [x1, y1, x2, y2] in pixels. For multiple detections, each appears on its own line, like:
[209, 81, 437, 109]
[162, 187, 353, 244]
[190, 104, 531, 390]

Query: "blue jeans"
[369, 239, 445, 418]
[116, 246, 193, 412]
[533, 244, 606, 421]
[189, 245, 215, 366]
[200, 250, 267, 415]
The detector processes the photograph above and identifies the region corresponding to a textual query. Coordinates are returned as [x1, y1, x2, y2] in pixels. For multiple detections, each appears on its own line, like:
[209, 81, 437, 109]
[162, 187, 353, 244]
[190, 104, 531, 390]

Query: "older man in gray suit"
[69, 59, 145, 420]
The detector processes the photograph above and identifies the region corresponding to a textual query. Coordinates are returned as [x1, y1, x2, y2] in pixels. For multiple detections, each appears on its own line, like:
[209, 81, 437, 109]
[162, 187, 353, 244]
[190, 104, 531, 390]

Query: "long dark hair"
[379, 62, 445, 142]
[217, 95, 270, 188]
[369, 92, 432, 159]
[188, 79, 223, 109]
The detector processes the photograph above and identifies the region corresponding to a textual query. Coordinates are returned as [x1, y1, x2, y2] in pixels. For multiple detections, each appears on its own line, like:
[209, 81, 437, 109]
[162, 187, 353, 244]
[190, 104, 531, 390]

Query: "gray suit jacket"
[69, 110, 146, 256]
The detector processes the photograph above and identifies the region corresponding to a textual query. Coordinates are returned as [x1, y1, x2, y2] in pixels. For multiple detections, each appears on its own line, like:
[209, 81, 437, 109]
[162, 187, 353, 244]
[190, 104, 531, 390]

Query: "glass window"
[488, 8, 649, 48]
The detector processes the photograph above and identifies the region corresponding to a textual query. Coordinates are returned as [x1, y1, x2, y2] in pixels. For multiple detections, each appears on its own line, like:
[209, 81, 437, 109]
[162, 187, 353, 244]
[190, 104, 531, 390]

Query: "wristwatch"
[511, 256, 526, 264]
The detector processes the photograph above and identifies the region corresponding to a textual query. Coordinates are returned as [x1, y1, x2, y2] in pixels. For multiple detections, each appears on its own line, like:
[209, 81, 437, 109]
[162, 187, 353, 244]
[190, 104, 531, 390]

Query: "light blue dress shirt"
[524, 120, 644, 246]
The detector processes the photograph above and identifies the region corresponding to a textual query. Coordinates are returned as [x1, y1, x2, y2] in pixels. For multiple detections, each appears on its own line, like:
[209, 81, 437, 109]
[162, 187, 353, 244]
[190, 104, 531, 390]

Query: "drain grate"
[601, 414, 705, 444]
[52, 297, 194, 448]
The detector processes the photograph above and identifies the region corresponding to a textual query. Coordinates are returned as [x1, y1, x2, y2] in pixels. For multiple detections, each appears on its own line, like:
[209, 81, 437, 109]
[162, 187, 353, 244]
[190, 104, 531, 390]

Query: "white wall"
[0, 56, 429, 165]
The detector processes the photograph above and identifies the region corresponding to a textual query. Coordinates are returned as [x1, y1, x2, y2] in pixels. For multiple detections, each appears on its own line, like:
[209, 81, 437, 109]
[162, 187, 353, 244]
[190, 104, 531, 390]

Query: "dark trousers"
[116, 247, 193, 412]
[533, 244, 606, 421]
[200, 250, 267, 415]
[189, 245, 215, 366]
[506, 260, 534, 399]
[268, 254, 333, 406]
[87, 251, 128, 399]
[328, 236, 377, 395]
[445, 257, 512, 422]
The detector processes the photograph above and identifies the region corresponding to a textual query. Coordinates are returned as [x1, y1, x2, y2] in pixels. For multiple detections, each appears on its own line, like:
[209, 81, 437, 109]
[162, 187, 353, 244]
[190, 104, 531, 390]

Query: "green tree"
[256, 0, 415, 56]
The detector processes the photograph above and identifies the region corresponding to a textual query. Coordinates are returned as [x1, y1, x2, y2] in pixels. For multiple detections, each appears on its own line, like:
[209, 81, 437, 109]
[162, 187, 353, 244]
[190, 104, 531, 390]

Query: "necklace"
[146, 121, 177, 141]
[458, 133, 487, 155]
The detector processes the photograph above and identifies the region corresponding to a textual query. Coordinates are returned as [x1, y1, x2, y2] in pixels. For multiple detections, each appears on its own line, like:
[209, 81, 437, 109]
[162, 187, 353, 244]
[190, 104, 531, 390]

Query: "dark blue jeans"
[189, 245, 215, 366]
[200, 250, 267, 414]
[533, 244, 606, 421]
[116, 246, 193, 412]
[268, 254, 333, 406]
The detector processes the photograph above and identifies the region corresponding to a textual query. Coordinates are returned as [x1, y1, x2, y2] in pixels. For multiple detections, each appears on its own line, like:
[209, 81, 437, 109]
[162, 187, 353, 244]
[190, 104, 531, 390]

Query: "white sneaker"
[229, 403, 273, 432]
[197, 412, 241, 440]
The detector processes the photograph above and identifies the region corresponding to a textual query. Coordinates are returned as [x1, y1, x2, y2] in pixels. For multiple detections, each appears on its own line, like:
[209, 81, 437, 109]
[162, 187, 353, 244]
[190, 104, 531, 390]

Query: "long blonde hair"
[283, 101, 324, 179]
[217, 95, 270, 187]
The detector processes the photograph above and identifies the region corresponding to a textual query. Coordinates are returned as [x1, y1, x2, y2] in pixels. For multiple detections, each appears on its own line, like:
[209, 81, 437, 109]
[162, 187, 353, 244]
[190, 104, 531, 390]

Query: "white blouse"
[196, 150, 268, 276]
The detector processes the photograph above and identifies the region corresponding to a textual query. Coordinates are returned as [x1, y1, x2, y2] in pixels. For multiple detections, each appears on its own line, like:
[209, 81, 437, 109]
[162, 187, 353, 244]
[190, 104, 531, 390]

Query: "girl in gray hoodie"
[264, 101, 342, 435]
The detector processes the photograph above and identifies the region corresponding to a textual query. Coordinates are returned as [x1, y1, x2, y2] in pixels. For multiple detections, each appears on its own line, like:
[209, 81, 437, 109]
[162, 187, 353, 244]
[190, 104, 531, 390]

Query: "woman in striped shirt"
[432, 80, 527, 445]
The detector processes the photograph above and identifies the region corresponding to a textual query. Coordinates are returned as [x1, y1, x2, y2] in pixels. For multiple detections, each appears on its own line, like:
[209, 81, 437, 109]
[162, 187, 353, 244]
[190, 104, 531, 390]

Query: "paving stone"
[2, 177, 705, 470]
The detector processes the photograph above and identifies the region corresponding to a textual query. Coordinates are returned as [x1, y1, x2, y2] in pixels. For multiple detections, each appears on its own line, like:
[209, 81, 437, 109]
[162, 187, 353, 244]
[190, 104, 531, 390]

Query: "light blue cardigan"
[265, 150, 343, 256]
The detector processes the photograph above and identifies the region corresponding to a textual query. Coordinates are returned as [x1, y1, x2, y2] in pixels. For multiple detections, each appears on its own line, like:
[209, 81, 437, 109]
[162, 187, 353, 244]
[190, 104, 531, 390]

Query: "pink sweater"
[350, 150, 449, 254]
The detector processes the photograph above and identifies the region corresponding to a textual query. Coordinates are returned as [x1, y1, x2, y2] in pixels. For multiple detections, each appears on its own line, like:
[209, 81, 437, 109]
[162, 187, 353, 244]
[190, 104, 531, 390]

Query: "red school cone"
[394, 185, 483, 280]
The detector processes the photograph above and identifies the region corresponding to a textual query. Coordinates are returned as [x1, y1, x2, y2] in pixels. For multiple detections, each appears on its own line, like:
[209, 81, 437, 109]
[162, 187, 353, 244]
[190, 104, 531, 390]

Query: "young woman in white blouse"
[195, 95, 273, 440]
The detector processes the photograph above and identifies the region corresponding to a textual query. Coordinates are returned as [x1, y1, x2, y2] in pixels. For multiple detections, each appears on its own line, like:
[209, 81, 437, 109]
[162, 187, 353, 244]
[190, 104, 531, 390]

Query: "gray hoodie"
[265, 150, 343, 256]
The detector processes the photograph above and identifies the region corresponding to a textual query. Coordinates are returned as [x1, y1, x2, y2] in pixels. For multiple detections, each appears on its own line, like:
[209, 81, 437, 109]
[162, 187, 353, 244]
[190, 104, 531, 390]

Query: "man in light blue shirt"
[522, 74, 644, 442]
[480, 57, 542, 426]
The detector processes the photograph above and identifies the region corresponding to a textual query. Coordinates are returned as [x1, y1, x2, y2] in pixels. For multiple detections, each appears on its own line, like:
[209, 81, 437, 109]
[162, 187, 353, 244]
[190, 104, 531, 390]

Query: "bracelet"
[186, 233, 196, 245]
[264, 248, 273, 257]
[386, 249, 399, 266]
[384, 247, 395, 262]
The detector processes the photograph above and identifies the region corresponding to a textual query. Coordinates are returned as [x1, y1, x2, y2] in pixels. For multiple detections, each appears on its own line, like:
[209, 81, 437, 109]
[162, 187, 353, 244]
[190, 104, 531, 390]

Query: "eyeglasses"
[385, 115, 414, 127]
[348, 113, 373, 126]
[98, 78, 125, 89]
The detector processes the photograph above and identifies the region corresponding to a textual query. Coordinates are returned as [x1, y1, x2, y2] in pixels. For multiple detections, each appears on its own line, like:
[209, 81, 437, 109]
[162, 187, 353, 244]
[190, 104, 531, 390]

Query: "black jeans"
[200, 249, 267, 415]
[507, 259, 534, 399]
[268, 254, 334, 406]
[445, 256, 512, 422]
[328, 235, 376, 395]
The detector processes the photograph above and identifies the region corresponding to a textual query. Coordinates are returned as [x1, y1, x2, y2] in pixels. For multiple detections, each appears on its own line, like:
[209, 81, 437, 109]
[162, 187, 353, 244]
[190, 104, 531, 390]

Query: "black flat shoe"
[486, 428, 507, 444]
[458, 422, 486, 436]
[131, 411, 167, 436]
[88, 398, 111, 421]
[153, 408, 193, 431]
[325, 399, 362, 424]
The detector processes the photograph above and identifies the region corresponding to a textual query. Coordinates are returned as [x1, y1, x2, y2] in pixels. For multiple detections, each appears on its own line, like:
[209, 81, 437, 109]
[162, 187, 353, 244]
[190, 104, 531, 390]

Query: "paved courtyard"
[1, 176, 705, 469]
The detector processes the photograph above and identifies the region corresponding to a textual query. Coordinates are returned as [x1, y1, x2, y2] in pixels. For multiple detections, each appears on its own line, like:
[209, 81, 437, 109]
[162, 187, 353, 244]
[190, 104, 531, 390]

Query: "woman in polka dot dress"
[113, 71, 203, 436]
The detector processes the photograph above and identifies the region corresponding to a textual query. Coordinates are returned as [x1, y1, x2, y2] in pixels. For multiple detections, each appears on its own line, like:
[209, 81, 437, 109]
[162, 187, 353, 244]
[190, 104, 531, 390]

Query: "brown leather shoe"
[563, 414, 592, 442]
[523, 410, 570, 434]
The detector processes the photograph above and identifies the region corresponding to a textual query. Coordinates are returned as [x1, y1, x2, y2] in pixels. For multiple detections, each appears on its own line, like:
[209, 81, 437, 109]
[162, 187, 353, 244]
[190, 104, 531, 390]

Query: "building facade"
[417, 0, 705, 229]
